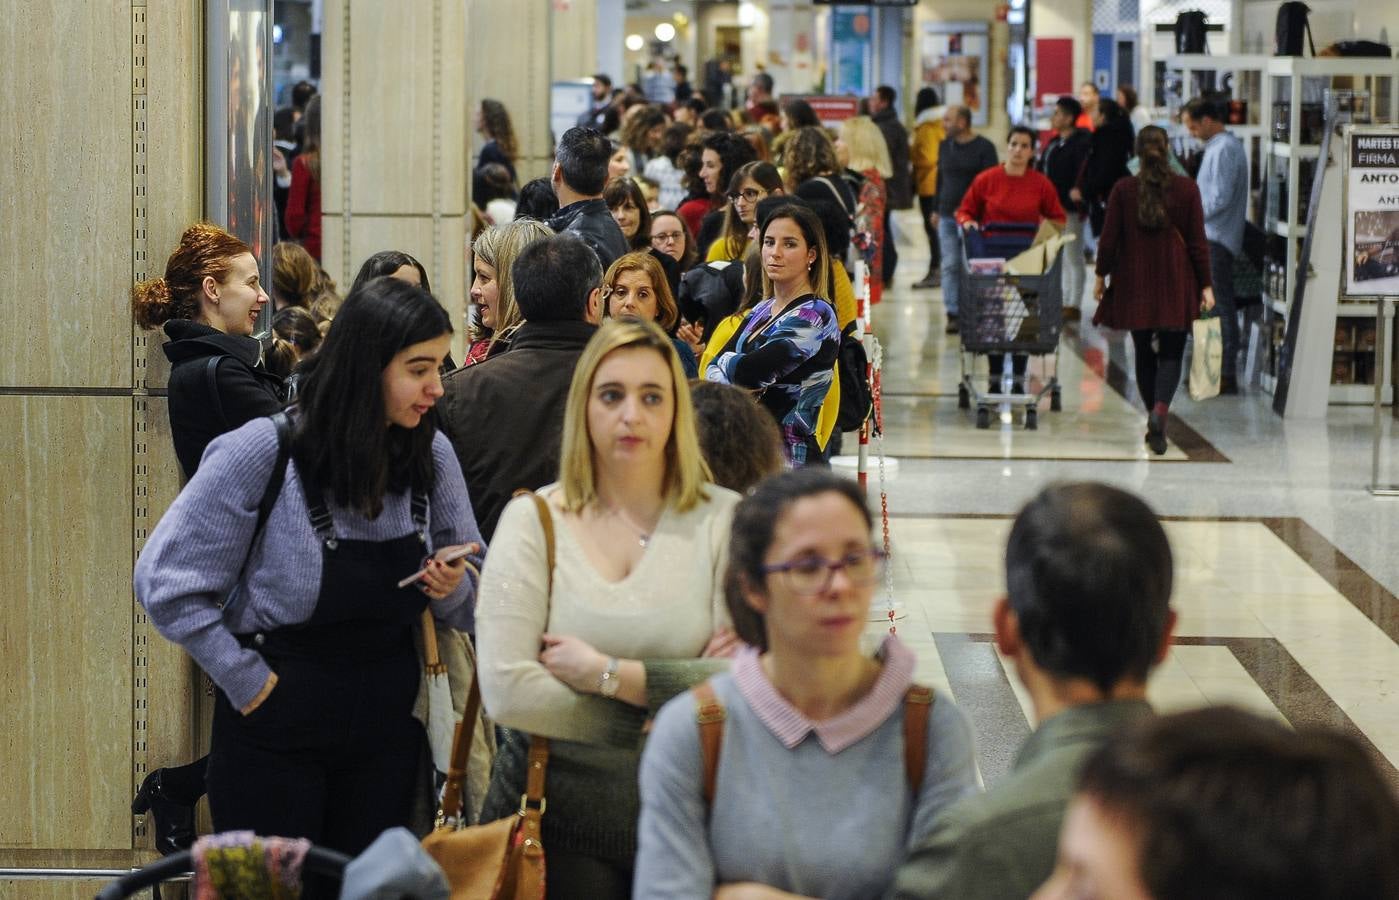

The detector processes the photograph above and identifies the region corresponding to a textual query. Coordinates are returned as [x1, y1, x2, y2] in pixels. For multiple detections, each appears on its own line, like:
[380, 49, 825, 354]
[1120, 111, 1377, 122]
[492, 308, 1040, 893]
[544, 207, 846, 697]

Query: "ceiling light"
[655, 23, 676, 42]
[625, 33, 645, 52]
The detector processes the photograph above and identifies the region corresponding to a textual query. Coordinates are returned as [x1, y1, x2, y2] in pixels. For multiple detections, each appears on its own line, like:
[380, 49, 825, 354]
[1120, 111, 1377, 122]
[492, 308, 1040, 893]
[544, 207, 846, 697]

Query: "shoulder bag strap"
[438, 490, 557, 828]
[903, 684, 935, 797]
[693, 681, 727, 814]
[255, 411, 293, 537]
[814, 176, 852, 217]
[204, 355, 229, 432]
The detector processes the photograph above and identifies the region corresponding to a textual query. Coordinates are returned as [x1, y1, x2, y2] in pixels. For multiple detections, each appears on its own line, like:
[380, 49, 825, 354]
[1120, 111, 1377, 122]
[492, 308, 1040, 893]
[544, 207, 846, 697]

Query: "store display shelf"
[1329, 383, 1393, 405]
[1338, 302, 1381, 317]
[1270, 143, 1321, 159]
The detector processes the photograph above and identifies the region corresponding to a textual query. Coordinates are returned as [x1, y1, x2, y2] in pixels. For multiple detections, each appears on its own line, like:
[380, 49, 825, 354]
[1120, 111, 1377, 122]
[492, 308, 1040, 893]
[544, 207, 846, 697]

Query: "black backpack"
[678, 262, 743, 344]
[835, 324, 873, 433]
[1275, 2, 1315, 57]
[1174, 11, 1209, 54]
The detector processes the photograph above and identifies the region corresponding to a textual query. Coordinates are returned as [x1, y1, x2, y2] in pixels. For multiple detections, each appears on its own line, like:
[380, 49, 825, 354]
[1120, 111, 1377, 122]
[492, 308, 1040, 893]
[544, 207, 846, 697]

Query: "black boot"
[132, 768, 198, 855]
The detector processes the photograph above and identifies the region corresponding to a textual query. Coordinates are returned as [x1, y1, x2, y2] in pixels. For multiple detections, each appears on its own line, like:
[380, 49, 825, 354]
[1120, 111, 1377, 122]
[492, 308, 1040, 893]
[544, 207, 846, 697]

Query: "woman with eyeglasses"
[603, 251, 699, 377]
[650, 210, 699, 273]
[707, 161, 785, 263]
[635, 468, 977, 900]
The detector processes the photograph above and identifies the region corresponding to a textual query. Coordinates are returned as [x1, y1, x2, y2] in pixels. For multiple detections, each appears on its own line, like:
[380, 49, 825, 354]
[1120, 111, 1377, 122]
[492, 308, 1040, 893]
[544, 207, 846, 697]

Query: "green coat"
[889, 699, 1153, 900]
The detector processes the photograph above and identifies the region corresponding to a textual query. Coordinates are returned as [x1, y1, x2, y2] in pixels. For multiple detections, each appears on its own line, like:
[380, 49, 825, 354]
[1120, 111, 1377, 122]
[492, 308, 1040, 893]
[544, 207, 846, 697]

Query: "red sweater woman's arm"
[955, 171, 988, 226]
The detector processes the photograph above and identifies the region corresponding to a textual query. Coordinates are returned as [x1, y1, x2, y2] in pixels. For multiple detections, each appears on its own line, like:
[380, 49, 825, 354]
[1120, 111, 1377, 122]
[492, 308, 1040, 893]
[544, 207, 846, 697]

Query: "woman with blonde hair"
[838, 115, 893, 303]
[602, 250, 698, 377]
[476, 318, 742, 898]
[464, 218, 555, 366]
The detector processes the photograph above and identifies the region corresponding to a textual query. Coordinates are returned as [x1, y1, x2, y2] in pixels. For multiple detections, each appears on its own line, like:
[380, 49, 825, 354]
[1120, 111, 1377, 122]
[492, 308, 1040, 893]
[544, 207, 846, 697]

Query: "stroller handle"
[95, 844, 352, 900]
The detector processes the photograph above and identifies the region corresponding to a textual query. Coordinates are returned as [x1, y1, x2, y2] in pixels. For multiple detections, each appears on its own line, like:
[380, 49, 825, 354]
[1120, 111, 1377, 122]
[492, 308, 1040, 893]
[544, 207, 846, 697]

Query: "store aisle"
[859, 210, 1399, 788]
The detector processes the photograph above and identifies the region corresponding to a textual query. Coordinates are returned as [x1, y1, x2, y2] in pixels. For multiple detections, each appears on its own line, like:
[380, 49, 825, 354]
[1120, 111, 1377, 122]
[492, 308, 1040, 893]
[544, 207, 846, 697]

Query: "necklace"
[598, 502, 657, 549]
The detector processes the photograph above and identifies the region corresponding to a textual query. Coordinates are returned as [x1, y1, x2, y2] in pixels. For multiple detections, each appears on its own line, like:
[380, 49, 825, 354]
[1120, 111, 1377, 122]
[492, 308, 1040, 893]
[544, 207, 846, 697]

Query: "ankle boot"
[132, 768, 197, 855]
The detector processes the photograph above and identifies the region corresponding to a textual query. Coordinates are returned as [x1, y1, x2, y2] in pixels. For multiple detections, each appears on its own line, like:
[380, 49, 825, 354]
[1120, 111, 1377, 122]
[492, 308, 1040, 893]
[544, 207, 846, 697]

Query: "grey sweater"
[635, 669, 978, 899]
[133, 416, 483, 710]
[935, 135, 999, 216]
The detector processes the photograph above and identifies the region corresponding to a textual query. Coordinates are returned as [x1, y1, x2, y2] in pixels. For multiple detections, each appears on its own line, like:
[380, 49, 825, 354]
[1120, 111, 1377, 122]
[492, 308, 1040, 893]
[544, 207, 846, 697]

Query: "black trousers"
[918, 195, 941, 273]
[881, 206, 898, 285]
[1131, 329, 1188, 411]
[206, 649, 424, 857]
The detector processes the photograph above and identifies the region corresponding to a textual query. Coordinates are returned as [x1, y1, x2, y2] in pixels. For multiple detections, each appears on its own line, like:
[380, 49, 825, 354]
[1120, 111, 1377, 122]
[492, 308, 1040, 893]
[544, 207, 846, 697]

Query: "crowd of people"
[122, 68, 1398, 900]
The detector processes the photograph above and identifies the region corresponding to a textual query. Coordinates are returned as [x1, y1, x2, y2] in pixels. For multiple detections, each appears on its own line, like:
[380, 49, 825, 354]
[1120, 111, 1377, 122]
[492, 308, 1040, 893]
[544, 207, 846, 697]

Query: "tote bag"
[1190, 312, 1223, 401]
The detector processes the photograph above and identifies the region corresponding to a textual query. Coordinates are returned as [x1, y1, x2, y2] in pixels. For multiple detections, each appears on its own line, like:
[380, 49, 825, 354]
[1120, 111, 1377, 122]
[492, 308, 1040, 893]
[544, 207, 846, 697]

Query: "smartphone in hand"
[397, 543, 477, 589]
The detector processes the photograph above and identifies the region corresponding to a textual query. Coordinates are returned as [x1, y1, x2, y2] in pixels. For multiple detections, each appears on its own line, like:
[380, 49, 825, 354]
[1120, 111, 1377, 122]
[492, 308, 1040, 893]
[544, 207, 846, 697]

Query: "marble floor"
[860, 210, 1399, 788]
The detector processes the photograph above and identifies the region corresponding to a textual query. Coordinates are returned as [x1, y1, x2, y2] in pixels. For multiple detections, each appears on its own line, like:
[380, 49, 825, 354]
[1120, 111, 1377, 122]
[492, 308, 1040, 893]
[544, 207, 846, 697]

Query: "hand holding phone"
[398, 543, 480, 589]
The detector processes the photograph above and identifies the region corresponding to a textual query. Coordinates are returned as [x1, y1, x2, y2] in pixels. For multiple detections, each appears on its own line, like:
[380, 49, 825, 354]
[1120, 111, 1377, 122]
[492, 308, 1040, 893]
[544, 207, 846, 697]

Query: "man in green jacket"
[890, 482, 1176, 900]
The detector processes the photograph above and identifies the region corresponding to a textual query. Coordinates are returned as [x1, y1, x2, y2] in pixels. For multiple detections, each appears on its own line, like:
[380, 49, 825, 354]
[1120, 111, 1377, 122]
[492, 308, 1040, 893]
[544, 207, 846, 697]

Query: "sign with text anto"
[1345, 127, 1399, 298]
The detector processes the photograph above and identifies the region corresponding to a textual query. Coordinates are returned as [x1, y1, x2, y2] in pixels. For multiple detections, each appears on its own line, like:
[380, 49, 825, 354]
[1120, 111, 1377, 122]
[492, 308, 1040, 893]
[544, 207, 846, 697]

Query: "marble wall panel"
[141, 0, 204, 395]
[345, 2, 437, 214]
[0, 7, 132, 389]
[467, 0, 554, 189]
[0, 398, 133, 850]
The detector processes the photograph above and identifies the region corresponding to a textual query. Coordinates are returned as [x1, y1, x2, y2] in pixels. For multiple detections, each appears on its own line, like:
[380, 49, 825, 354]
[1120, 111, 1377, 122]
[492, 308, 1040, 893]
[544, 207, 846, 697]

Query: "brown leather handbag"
[421, 491, 555, 900]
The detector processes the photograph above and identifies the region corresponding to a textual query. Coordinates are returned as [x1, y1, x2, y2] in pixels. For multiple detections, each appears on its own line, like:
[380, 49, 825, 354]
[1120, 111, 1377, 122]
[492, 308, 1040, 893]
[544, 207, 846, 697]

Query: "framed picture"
[921, 22, 990, 126]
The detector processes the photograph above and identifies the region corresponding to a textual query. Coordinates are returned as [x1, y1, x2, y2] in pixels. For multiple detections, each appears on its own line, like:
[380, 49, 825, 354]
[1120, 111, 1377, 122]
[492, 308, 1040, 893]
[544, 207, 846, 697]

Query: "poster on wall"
[829, 8, 874, 98]
[1344, 126, 1399, 298]
[921, 22, 989, 126]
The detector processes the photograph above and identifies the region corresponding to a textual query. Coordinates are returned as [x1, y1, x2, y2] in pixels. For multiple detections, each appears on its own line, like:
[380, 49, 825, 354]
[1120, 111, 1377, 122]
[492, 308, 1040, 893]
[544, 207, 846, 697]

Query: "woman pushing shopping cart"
[953, 125, 1068, 429]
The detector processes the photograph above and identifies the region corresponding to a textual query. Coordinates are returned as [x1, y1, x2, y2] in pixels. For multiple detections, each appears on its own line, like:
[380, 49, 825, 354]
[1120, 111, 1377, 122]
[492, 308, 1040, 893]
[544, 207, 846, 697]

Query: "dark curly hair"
[701, 131, 758, 202]
[690, 382, 785, 495]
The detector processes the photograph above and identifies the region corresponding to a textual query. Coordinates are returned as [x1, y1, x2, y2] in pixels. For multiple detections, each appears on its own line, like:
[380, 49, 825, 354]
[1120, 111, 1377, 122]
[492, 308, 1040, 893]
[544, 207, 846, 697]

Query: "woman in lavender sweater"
[135, 276, 484, 857]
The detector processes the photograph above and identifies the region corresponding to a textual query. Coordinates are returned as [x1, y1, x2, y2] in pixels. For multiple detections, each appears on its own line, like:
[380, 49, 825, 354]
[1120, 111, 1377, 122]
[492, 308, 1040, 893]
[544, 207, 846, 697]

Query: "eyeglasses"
[651, 231, 684, 244]
[727, 188, 765, 204]
[761, 548, 888, 596]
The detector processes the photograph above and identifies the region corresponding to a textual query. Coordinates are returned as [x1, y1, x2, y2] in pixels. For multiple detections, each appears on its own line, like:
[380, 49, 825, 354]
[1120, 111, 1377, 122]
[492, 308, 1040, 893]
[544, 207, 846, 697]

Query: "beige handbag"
[421, 491, 554, 900]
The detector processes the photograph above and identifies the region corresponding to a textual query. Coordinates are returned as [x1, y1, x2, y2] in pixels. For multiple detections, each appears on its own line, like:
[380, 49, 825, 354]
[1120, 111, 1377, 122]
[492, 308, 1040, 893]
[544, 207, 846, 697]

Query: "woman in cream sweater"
[475, 318, 741, 899]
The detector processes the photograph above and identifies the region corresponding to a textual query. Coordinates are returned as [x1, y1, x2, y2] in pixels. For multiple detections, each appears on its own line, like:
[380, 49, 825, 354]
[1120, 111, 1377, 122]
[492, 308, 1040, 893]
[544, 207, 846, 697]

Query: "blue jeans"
[938, 217, 963, 317]
[1208, 241, 1239, 379]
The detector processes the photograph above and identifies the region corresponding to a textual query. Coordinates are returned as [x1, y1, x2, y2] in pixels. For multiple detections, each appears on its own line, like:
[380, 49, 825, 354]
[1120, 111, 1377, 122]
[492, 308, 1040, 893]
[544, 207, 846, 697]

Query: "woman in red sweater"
[956, 126, 1065, 393]
[1093, 125, 1215, 455]
[285, 96, 322, 261]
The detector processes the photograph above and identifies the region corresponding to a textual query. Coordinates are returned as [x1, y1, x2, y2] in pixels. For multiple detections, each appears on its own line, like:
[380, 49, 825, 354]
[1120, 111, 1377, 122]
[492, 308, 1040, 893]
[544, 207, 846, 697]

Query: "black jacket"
[1078, 117, 1135, 234]
[548, 199, 630, 271]
[162, 320, 284, 479]
[872, 107, 913, 209]
[1037, 128, 1092, 211]
[437, 319, 598, 543]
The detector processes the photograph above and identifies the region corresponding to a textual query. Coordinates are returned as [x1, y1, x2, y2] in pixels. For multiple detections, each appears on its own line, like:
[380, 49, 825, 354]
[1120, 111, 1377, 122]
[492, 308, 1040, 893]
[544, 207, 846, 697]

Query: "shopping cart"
[957, 223, 1064, 430]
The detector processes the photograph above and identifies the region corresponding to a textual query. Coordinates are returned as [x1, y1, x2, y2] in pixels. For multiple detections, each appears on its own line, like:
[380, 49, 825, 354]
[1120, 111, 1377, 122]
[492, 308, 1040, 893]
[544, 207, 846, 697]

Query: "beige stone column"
[466, 0, 558, 191]
[320, 0, 470, 355]
[0, 1, 201, 890]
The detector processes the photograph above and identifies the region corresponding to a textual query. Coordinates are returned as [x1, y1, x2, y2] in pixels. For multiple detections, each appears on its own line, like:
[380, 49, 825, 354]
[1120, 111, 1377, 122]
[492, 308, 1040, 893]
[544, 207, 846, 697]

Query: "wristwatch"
[598, 656, 621, 698]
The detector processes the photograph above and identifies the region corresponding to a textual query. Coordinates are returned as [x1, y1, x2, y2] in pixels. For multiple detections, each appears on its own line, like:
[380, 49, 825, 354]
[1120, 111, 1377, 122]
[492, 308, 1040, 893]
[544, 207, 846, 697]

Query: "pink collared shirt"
[732, 635, 917, 754]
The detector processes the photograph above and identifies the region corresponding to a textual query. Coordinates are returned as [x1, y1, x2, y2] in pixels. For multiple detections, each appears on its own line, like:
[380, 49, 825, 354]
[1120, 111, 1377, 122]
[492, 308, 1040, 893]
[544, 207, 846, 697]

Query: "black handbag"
[1275, 2, 1315, 57]
[1174, 11, 1209, 54]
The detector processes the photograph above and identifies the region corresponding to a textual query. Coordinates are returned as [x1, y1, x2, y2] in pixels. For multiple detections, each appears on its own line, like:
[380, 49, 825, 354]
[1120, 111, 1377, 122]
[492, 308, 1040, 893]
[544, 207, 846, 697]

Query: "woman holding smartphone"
[135, 276, 484, 859]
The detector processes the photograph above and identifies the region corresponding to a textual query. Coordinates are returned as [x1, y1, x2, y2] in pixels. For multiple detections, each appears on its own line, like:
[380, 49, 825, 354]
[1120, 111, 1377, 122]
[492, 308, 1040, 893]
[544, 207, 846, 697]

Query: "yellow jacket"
[911, 109, 946, 199]
[699, 263, 857, 451]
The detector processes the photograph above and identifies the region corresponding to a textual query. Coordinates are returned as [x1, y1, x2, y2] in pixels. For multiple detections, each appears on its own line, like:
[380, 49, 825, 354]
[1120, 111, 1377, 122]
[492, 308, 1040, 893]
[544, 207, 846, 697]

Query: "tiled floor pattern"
[851, 211, 1399, 790]
[869, 254, 1194, 462]
[864, 515, 1399, 788]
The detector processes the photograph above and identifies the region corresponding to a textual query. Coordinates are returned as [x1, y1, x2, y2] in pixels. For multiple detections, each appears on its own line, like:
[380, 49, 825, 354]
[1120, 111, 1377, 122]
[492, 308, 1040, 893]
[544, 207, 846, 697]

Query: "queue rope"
[870, 337, 895, 636]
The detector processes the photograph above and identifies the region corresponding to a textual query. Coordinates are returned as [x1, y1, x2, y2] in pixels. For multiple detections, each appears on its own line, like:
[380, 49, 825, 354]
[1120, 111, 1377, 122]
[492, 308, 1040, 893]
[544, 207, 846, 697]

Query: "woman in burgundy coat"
[1093, 125, 1215, 455]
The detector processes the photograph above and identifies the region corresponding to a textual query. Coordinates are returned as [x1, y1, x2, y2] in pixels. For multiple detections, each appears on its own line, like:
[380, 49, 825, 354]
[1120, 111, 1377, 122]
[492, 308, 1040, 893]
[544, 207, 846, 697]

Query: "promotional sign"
[784, 94, 861, 127]
[829, 7, 873, 98]
[1344, 126, 1399, 298]
[921, 22, 989, 126]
